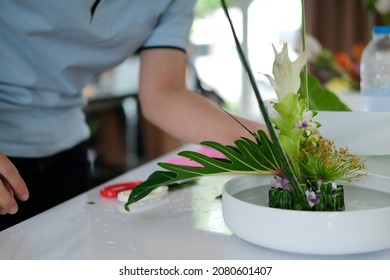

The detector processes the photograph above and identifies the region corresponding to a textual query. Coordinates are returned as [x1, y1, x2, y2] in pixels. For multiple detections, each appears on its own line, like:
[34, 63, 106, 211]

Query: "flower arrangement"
[308, 37, 364, 91]
[124, 0, 366, 212]
[308, 0, 390, 93]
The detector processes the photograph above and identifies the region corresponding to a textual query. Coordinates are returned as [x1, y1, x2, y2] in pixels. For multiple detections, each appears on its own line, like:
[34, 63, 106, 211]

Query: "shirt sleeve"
[140, 0, 196, 52]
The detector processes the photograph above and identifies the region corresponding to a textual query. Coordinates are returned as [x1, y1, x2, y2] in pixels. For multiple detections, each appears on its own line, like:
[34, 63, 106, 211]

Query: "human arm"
[0, 152, 29, 215]
[137, 48, 266, 146]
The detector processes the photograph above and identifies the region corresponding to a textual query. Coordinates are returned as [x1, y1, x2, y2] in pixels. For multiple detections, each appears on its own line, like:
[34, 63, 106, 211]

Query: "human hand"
[0, 152, 29, 215]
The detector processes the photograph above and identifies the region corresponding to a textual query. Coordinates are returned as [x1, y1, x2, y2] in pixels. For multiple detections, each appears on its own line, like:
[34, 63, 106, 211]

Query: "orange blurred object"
[351, 43, 365, 61]
[334, 52, 354, 73]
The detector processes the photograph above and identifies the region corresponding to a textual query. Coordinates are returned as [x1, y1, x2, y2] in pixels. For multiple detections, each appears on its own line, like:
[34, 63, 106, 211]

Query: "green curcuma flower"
[265, 43, 307, 100]
[265, 44, 316, 180]
[271, 92, 306, 178]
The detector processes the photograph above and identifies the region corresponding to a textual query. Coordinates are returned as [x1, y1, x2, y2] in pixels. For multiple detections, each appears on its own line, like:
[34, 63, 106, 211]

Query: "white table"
[0, 146, 389, 260]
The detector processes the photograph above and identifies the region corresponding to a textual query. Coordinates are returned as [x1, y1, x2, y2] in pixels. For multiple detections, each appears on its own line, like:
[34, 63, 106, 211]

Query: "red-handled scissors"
[100, 181, 143, 198]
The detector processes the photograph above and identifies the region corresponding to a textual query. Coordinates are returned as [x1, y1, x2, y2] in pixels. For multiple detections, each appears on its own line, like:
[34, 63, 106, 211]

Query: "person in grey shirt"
[0, 0, 262, 230]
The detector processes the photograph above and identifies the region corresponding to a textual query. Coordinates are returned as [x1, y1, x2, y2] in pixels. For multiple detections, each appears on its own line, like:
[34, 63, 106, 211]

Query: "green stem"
[301, 0, 309, 108]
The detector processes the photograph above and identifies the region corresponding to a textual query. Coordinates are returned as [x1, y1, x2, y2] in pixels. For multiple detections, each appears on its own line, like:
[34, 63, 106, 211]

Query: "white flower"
[296, 110, 320, 139]
[305, 189, 320, 208]
[270, 176, 291, 190]
[265, 43, 307, 101]
[296, 110, 314, 129]
[376, 0, 390, 14]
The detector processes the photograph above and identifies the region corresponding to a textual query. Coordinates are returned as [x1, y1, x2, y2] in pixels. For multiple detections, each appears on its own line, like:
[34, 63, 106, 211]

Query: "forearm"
[140, 87, 264, 145]
[138, 48, 265, 145]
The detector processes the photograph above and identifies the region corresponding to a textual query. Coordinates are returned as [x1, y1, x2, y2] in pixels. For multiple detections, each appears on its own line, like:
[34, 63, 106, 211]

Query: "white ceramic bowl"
[315, 110, 390, 156]
[222, 174, 390, 255]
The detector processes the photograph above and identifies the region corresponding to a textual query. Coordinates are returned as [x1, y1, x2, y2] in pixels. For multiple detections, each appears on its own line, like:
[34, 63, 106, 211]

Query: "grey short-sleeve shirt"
[0, 0, 195, 157]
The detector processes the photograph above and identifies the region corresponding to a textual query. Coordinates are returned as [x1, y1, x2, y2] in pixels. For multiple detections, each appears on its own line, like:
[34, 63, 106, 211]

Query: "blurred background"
[84, 0, 387, 186]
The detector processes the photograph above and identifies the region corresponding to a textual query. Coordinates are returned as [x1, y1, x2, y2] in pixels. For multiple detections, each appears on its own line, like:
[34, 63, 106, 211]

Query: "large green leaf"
[124, 130, 282, 211]
[303, 74, 351, 111]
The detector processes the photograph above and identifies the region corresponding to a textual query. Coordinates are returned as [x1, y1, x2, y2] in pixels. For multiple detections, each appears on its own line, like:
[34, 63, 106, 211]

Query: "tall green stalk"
[301, 0, 309, 108]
